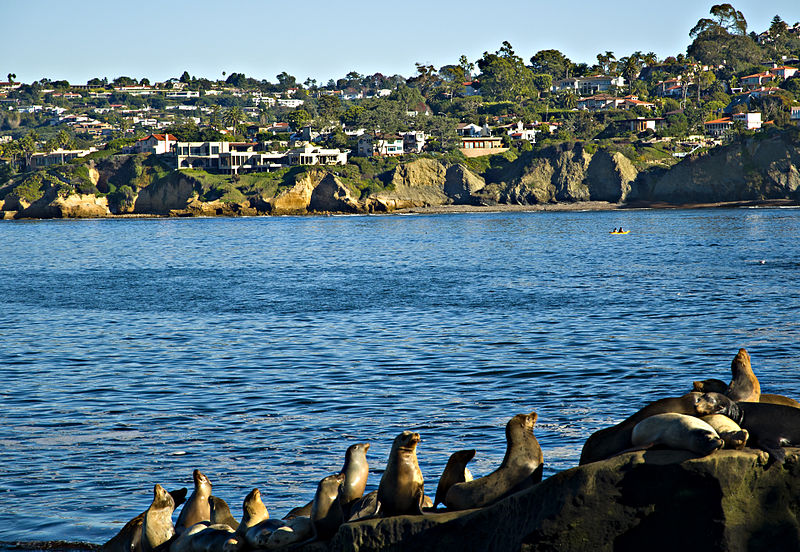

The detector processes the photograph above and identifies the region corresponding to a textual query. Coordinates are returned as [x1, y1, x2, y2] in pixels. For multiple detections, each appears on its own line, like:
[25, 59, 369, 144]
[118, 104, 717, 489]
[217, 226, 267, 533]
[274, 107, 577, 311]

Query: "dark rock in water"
[290, 448, 800, 551]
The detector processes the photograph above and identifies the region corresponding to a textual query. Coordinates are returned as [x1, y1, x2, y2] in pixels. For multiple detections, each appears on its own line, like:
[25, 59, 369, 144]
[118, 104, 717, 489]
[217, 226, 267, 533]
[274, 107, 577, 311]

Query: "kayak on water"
[609, 230, 630, 235]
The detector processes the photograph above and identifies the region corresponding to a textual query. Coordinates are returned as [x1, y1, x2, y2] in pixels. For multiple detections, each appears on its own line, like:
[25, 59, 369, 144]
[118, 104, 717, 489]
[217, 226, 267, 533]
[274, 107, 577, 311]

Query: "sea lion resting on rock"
[701, 414, 749, 449]
[434, 449, 475, 508]
[378, 431, 425, 517]
[726, 348, 760, 402]
[695, 392, 800, 462]
[235, 489, 268, 539]
[176, 470, 213, 534]
[311, 472, 345, 540]
[339, 443, 370, 515]
[693, 379, 800, 408]
[580, 392, 704, 465]
[209, 497, 238, 530]
[445, 412, 542, 511]
[102, 487, 187, 552]
[171, 523, 241, 552]
[141, 484, 178, 552]
[631, 413, 724, 456]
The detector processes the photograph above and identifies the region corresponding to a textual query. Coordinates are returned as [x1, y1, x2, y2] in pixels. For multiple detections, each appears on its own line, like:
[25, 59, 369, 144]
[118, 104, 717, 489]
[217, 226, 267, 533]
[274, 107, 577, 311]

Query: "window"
[211, 146, 219, 155]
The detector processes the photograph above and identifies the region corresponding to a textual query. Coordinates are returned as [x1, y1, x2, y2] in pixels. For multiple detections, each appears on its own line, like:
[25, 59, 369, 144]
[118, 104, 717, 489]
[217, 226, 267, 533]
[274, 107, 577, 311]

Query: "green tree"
[276, 72, 297, 91]
[179, 71, 191, 83]
[477, 42, 536, 102]
[530, 50, 572, 79]
[6, 73, 16, 84]
[286, 108, 311, 131]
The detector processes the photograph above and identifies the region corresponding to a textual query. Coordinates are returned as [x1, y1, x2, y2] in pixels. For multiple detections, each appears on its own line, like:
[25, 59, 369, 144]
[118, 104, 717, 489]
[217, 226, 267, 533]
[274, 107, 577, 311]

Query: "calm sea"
[1, 208, 799, 544]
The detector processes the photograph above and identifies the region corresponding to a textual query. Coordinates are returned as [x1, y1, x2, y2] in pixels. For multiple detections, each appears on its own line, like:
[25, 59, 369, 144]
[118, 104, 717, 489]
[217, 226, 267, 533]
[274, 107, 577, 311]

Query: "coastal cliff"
[1, 131, 799, 219]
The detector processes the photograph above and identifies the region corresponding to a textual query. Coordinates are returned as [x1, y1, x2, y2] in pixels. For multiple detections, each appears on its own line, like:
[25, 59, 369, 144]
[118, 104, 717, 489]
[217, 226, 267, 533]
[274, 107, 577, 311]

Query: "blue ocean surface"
[0, 208, 798, 544]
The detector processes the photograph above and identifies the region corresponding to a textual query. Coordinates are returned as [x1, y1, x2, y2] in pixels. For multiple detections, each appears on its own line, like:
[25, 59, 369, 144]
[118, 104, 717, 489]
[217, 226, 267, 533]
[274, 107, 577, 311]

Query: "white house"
[175, 141, 285, 173]
[357, 134, 404, 157]
[402, 131, 427, 153]
[791, 106, 800, 125]
[285, 144, 349, 165]
[456, 123, 489, 137]
[277, 98, 305, 108]
[553, 75, 625, 95]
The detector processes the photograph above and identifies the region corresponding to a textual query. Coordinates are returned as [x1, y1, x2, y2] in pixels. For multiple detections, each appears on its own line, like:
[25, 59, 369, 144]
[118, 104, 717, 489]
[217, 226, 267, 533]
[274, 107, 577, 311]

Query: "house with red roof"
[134, 133, 178, 155]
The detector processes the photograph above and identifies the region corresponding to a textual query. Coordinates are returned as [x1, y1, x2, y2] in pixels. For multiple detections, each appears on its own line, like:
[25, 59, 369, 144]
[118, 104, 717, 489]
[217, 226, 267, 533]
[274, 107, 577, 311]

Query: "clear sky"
[2, 0, 798, 85]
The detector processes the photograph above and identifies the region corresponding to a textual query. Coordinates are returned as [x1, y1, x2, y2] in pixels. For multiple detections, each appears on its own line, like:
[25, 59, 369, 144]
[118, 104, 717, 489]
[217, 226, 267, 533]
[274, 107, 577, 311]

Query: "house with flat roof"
[175, 141, 286, 174]
[553, 75, 625, 95]
[28, 148, 97, 170]
[285, 144, 348, 166]
[357, 134, 404, 157]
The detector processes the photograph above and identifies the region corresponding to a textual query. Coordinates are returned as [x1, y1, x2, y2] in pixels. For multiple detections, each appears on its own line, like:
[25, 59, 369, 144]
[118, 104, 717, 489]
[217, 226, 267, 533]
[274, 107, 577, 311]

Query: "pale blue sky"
[2, 0, 798, 85]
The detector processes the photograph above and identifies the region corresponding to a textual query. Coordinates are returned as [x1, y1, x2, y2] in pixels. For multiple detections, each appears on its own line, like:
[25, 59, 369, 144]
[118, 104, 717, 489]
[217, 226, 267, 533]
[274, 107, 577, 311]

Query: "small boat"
[609, 230, 630, 235]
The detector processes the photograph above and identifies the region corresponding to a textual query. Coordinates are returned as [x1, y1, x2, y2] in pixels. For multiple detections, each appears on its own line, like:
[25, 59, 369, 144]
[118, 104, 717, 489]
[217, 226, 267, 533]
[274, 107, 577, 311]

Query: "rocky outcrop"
[133, 176, 196, 214]
[373, 159, 485, 209]
[480, 144, 636, 205]
[305, 448, 800, 552]
[309, 173, 361, 213]
[587, 150, 638, 202]
[632, 134, 800, 203]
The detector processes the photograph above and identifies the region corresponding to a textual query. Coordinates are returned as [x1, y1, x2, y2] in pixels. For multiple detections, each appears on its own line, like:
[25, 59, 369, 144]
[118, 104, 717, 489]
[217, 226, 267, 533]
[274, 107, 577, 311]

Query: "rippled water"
[0, 208, 799, 544]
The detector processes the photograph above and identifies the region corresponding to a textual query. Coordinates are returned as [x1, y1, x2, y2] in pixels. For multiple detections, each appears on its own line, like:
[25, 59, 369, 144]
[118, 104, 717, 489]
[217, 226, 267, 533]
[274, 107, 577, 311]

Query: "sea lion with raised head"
[580, 392, 704, 465]
[235, 488, 268, 538]
[347, 490, 379, 522]
[175, 470, 213, 534]
[631, 413, 724, 456]
[377, 431, 425, 517]
[311, 472, 346, 540]
[433, 449, 475, 508]
[701, 414, 749, 449]
[141, 484, 177, 552]
[210, 496, 239, 530]
[339, 443, 370, 515]
[726, 348, 761, 402]
[445, 412, 542, 511]
[102, 488, 187, 552]
[695, 392, 800, 462]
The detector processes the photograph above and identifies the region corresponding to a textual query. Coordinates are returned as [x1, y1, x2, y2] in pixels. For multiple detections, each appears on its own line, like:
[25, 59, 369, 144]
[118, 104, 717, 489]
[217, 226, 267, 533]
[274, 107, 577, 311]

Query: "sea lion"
[339, 443, 370, 514]
[580, 392, 704, 465]
[141, 484, 177, 552]
[236, 488, 269, 538]
[445, 412, 542, 511]
[347, 490, 379, 522]
[695, 392, 800, 462]
[693, 380, 800, 408]
[243, 519, 286, 549]
[210, 496, 239, 530]
[171, 523, 241, 552]
[311, 473, 346, 540]
[266, 517, 313, 549]
[726, 348, 761, 402]
[377, 431, 425, 517]
[102, 488, 187, 552]
[433, 449, 476, 508]
[701, 414, 749, 449]
[631, 413, 724, 456]
[176, 470, 212, 534]
[282, 500, 312, 520]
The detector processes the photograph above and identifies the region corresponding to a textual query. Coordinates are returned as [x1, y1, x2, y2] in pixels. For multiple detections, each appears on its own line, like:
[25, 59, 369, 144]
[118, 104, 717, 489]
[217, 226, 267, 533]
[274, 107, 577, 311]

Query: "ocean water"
[0, 208, 798, 545]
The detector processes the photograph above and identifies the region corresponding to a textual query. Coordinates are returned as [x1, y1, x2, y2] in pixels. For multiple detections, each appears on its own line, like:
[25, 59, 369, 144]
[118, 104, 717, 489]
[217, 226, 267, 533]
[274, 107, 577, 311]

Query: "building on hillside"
[791, 106, 800, 125]
[27, 148, 97, 170]
[768, 66, 798, 79]
[134, 133, 177, 155]
[285, 143, 348, 165]
[739, 72, 775, 90]
[406, 102, 432, 117]
[623, 117, 666, 133]
[357, 134, 404, 157]
[175, 141, 285, 173]
[703, 112, 762, 136]
[504, 121, 537, 142]
[456, 122, 489, 137]
[459, 136, 506, 158]
[277, 98, 304, 108]
[552, 75, 625, 95]
[577, 94, 623, 111]
[402, 131, 427, 153]
[620, 96, 655, 110]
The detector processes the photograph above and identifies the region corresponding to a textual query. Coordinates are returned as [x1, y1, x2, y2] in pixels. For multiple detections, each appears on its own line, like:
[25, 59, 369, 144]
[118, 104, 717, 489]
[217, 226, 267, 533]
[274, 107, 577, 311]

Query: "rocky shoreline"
[2, 131, 799, 221]
[5, 447, 800, 552]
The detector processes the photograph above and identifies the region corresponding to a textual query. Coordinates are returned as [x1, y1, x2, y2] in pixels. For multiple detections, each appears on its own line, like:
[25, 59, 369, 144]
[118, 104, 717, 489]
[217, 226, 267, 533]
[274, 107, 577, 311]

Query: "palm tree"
[223, 106, 245, 136]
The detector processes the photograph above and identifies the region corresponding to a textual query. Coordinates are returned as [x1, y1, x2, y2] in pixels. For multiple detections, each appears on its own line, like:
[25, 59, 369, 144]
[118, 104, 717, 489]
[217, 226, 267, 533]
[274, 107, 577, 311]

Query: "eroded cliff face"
[633, 135, 800, 203]
[373, 158, 486, 209]
[133, 175, 197, 214]
[477, 145, 636, 205]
